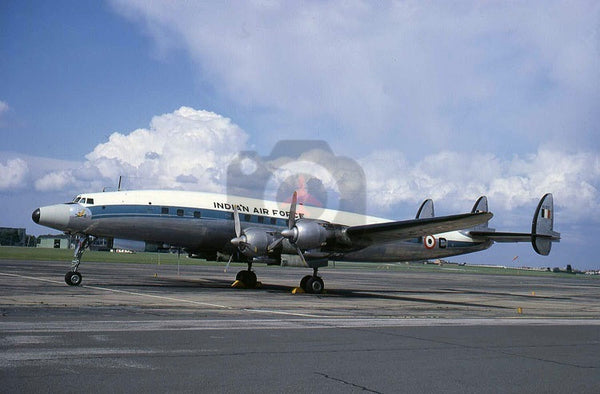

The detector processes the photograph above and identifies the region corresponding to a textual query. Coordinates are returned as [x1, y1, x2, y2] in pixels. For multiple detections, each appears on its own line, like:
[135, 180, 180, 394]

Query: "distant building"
[36, 235, 114, 251]
[0, 227, 30, 246]
[37, 234, 72, 249]
[90, 237, 113, 251]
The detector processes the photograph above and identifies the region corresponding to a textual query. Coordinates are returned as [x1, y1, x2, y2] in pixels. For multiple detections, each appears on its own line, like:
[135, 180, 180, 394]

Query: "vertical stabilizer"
[471, 196, 488, 213]
[470, 196, 491, 231]
[532, 193, 560, 255]
[416, 199, 434, 219]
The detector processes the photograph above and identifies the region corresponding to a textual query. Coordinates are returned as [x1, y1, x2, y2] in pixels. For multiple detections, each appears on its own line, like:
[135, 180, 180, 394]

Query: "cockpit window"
[73, 196, 81, 203]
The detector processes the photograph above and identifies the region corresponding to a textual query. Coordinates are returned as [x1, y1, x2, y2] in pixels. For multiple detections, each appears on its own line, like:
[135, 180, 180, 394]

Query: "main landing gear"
[232, 264, 325, 294]
[299, 267, 325, 294]
[234, 262, 258, 289]
[64, 235, 94, 286]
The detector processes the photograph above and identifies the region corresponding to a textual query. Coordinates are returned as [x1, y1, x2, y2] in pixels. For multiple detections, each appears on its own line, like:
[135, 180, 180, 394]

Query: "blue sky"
[1, 1, 599, 269]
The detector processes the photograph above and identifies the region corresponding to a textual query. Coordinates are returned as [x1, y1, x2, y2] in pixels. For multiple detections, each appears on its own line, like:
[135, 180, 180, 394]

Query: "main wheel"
[237, 270, 257, 288]
[300, 275, 312, 291]
[306, 276, 324, 294]
[65, 271, 82, 286]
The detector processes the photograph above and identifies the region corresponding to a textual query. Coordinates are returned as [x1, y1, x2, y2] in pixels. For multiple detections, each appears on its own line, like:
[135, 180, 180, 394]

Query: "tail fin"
[531, 193, 561, 255]
[470, 196, 491, 231]
[471, 196, 488, 214]
[416, 199, 434, 219]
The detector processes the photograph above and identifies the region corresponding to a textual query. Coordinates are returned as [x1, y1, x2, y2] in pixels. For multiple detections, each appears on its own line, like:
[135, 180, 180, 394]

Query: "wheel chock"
[292, 287, 305, 294]
[231, 280, 246, 288]
[232, 280, 263, 289]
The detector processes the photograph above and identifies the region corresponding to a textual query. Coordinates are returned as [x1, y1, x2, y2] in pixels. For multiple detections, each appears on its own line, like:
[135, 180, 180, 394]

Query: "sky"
[1, 1, 599, 269]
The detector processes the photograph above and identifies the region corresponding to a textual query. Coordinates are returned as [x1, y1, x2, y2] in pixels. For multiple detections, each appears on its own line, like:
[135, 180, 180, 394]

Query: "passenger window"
[257, 216, 264, 224]
[162, 207, 169, 215]
[270, 218, 276, 225]
[193, 211, 201, 219]
[244, 214, 251, 222]
[177, 209, 184, 217]
[87, 198, 94, 205]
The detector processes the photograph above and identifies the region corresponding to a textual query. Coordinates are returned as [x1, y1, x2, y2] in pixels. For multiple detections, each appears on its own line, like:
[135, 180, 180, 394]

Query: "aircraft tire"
[65, 271, 82, 286]
[237, 270, 257, 289]
[300, 275, 312, 291]
[306, 277, 324, 294]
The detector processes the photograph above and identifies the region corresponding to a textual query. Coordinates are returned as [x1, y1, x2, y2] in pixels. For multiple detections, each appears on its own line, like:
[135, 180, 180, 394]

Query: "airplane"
[31, 190, 560, 293]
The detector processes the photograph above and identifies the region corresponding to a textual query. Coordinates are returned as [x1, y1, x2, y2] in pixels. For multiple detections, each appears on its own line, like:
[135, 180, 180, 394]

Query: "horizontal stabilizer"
[469, 194, 560, 256]
[469, 231, 531, 243]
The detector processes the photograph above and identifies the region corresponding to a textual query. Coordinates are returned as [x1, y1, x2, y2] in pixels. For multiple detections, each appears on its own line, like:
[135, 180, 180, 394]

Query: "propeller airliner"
[32, 190, 560, 293]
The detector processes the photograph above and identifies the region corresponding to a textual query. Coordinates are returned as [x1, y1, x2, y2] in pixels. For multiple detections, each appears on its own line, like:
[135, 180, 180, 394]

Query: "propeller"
[230, 205, 249, 249]
[226, 205, 245, 272]
[267, 191, 308, 266]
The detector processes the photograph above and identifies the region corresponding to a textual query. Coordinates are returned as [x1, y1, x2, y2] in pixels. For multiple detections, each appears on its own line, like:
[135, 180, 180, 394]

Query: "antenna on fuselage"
[118, 176, 122, 191]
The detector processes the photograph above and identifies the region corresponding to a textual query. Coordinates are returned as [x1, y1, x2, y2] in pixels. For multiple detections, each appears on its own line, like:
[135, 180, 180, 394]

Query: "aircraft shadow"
[99, 275, 512, 309]
[323, 288, 511, 309]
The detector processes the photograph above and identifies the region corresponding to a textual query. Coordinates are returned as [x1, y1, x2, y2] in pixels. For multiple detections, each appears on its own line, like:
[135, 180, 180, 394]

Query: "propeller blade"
[288, 191, 298, 229]
[294, 244, 308, 267]
[233, 205, 241, 237]
[224, 253, 233, 272]
[267, 236, 284, 252]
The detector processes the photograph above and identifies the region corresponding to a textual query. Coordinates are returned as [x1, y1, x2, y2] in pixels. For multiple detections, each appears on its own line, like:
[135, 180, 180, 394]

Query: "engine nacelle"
[238, 227, 276, 258]
[290, 220, 330, 250]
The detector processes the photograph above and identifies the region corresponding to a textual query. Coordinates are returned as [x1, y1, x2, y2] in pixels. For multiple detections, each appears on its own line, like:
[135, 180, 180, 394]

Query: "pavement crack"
[315, 372, 383, 393]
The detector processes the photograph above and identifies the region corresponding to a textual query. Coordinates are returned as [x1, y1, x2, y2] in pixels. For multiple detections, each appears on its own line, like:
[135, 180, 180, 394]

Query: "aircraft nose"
[32, 208, 41, 224]
[32, 204, 71, 230]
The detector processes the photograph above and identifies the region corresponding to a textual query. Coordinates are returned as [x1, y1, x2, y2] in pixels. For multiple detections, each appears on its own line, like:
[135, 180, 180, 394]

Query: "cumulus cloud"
[360, 148, 600, 224]
[48, 107, 251, 192]
[26, 108, 247, 195]
[109, 1, 600, 157]
[34, 170, 73, 192]
[0, 158, 28, 190]
[18, 104, 598, 232]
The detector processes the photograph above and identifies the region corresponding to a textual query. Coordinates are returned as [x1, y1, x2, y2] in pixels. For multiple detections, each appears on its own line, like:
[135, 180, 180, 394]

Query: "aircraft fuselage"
[32, 190, 490, 262]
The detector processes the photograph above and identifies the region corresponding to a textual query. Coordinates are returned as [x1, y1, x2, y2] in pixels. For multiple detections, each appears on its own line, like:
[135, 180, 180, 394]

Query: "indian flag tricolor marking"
[541, 208, 552, 219]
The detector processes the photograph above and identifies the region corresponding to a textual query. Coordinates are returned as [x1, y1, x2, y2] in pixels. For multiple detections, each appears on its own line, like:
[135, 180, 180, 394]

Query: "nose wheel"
[65, 271, 82, 286]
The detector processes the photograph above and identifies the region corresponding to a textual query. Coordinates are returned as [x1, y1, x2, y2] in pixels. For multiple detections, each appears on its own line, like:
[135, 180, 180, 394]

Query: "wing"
[345, 212, 493, 245]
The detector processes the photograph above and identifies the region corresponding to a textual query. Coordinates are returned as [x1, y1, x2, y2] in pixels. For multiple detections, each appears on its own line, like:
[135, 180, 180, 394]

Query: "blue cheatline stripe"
[88, 204, 289, 227]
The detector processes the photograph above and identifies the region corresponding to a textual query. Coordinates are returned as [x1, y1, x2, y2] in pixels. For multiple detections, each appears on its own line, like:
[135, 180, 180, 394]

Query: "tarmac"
[1, 259, 599, 393]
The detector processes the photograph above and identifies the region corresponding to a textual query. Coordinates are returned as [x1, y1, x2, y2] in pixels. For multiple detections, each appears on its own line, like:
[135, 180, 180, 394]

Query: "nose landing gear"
[65, 235, 94, 286]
